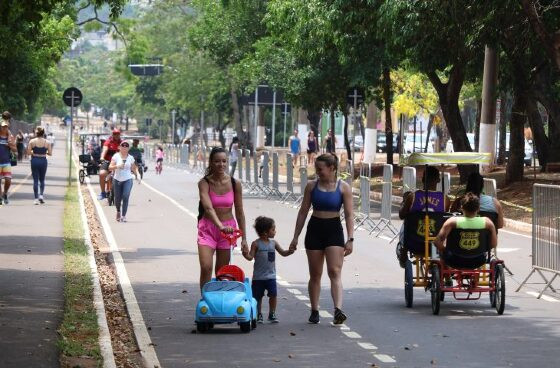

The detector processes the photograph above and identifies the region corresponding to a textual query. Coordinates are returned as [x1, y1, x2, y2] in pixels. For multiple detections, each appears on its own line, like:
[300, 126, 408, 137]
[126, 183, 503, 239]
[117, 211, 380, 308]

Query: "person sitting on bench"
[434, 193, 497, 268]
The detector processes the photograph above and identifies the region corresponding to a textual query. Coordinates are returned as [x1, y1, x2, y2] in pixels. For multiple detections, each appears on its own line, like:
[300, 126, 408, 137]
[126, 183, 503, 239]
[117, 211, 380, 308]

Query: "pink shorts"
[197, 217, 238, 250]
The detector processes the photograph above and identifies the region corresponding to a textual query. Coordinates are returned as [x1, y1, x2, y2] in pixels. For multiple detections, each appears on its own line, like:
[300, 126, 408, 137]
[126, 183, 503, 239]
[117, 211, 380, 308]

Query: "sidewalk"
[0, 132, 67, 367]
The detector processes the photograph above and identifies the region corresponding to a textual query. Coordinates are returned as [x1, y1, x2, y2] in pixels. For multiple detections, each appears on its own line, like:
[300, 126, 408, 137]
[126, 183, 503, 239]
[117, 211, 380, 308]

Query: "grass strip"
[58, 180, 102, 365]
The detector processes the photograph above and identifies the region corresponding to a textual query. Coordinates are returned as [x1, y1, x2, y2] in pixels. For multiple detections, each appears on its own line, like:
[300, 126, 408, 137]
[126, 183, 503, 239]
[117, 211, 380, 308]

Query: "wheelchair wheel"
[430, 265, 441, 315]
[495, 264, 506, 315]
[404, 260, 413, 308]
[79, 169, 85, 184]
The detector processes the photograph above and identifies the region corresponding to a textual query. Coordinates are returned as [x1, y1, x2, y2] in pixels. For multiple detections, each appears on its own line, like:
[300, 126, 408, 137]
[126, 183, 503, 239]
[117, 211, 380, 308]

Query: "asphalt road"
[85, 158, 560, 368]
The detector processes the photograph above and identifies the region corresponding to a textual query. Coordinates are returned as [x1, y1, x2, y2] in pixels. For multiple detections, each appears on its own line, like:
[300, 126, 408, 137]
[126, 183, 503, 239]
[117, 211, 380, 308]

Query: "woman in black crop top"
[27, 127, 52, 204]
[289, 153, 354, 325]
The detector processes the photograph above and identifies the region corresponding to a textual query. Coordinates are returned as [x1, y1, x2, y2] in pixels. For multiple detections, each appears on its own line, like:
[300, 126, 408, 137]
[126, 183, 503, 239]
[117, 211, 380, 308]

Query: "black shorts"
[305, 216, 345, 250]
[100, 160, 110, 171]
[156, 158, 163, 163]
[252, 279, 277, 299]
[443, 250, 486, 269]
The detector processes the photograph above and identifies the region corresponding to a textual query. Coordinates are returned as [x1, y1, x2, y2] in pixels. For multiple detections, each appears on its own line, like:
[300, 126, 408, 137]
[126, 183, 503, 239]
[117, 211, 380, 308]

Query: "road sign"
[346, 87, 364, 107]
[146, 118, 152, 126]
[129, 64, 163, 76]
[63, 87, 82, 107]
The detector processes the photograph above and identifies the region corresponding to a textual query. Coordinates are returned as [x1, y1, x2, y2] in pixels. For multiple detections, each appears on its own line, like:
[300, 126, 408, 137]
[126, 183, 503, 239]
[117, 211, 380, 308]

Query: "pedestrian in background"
[307, 130, 318, 165]
[109, 141, 139, 223]
[289, 153, 354, 325]
[323, 128, 337, 155]
[229, 136, 239, 177]
[0, 111, 17, 205]
[27, 127, 52, 204]
[16, 130, 24, 162]
[288, 129, 301, 167]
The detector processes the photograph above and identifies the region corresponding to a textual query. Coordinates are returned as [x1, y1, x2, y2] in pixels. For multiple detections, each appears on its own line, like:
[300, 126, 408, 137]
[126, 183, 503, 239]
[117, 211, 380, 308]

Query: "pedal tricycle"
[399, 152, 506, 315]
[195, 230, 258, 333]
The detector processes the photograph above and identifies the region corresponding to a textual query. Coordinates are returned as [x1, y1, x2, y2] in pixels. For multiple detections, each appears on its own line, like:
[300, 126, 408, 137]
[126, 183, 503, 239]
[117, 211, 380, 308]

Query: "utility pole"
[283, 102, 288, 147]
[171, 109, 176, 144]
[479, 45, 499, 173]
[272, 90, 276, 150]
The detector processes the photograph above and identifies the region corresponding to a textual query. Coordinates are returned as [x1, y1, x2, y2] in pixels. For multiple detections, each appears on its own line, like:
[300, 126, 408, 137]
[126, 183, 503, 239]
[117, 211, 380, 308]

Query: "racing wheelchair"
[400, 152, 506, 315]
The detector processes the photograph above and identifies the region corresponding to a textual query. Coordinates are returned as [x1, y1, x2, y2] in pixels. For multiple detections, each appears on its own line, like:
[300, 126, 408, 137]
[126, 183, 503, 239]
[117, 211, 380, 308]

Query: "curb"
[76, 169, 117, 368]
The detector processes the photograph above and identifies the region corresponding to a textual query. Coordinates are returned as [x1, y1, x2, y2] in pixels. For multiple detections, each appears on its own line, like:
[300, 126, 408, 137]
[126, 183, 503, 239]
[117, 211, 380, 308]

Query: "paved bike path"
[90, 162, 560, 368]
[0, 133, 67, 367]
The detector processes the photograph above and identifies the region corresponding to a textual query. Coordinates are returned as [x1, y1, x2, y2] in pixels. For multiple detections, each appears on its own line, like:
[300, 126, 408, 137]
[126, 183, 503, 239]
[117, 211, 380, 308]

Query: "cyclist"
[155, 145, 164, 175]
[129, 138, 145, 179]
[98, 129, 121, 200]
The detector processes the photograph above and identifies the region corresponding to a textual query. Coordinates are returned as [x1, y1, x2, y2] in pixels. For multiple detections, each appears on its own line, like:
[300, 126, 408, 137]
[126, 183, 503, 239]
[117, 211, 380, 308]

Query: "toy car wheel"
[430, 265, 441, 315]
[240, 321, 251, 333]
[79, 169, 85, 184]
[196, 322, 209, 333]
[495, 264, 506, 315]
[251, 318, 257, 329]
[404, 260, 413, 308]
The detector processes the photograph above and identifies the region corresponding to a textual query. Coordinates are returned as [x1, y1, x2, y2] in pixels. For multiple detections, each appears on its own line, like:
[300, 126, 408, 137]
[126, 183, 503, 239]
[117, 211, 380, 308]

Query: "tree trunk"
[525, 95, 549, 171]
[382, 68, 394, 164]
[343, 110, 352, 161]
[424, 114, 434, 153]
[532, 75, 560, 162]
[497, 92, 511, 165]
[230, 88, 245, 147]
[426, 66, 475, 182]
[506, 91, 527, 184]
[474, 99, 482, 151]
[520, 0, 560, 73]
[330, 106, 336, 153]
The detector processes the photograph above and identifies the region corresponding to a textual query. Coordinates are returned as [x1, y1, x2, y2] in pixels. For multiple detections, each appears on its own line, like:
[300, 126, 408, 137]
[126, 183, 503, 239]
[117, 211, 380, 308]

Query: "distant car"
[195, 266, 258, 333]
[405, 133, 434, 153]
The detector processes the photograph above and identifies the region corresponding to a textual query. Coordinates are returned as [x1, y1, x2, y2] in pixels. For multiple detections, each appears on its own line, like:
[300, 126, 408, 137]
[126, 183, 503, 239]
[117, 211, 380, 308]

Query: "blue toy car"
[195, 266, 258, 333]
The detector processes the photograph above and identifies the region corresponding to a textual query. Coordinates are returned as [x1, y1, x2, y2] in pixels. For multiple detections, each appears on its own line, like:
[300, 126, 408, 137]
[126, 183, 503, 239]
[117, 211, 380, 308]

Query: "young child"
[243, 216, 293, 323]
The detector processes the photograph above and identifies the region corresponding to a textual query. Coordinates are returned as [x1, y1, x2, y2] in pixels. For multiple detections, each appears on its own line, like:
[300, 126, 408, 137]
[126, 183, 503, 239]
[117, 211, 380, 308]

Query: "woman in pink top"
[155, 146, 165, 174]
[197, 147, 248, 289]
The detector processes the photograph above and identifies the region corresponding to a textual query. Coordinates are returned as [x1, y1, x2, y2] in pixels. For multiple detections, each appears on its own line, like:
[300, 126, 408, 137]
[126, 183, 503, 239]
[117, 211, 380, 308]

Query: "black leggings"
[305, 216, 345, 250]
[31, 157, 47, 198]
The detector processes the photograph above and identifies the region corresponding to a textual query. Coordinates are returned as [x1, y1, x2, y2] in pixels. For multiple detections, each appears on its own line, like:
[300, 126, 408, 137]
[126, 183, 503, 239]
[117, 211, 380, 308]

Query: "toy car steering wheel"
[220, 229, 243, 245]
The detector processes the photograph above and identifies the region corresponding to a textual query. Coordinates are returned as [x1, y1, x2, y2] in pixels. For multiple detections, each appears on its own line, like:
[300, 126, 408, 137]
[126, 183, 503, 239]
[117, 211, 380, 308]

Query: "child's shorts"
[197, 217, 238, 250]
[252, 279, 277, 299]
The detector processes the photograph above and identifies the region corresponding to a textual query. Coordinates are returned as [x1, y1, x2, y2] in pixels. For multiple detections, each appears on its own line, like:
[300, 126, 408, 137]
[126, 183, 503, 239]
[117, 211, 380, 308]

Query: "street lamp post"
[171, 109, 176, 144]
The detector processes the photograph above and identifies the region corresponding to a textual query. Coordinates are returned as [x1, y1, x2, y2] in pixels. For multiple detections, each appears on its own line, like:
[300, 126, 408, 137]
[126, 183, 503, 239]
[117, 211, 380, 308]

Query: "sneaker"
[257, 313, 264, 324]
[308, 310, 320, 324]
[3, 194, 8, 205]
[120, 216, 127, 223]
[116, 212, 121, 222]
[38, 195, 44, 204]
[0, 197, 3, 205]
[268, 312, 279, 323]
[97, 192, 106, 200]
[396, 242, 408, 269]
[34, 199, 40, 205]
[333, 308, 347, 325]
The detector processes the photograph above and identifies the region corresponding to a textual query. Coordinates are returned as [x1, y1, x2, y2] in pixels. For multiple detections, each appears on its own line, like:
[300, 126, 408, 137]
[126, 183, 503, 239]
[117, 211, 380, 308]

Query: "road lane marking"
[277, 280, 290, 286]
[358, 342, 378, 350]
[496, 247, 519, 253]
[526, 291, 560, 302]
[295, 295, 310, 301]
[343, 331, 362, 339]
[142, 181, 197, 219]
[319, 310, 332, 318]
[84, 177, 162, 367]
[6, 171, 32, 198]
[287, 288, 302, 295]
[500, 229, 532, 239]
[374, 354, 396, 363]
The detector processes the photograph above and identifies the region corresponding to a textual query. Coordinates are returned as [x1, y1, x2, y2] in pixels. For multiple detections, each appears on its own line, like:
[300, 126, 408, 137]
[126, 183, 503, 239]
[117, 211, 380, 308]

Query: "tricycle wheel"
[495, 264, 506, 315]
[79, 169, 85, 184]
[196, 322, 209, 333]
[240, 321, 251, 333]
[430, 265, 441, 315]
[489, 264, 497, 307]
[404, 260, 413, 308]
[440, 292, 445, 302]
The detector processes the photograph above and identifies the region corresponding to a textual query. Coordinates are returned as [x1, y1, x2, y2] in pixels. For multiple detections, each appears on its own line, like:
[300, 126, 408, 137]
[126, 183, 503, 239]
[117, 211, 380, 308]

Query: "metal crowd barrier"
[436, 172, 451, 197]
[483, 178, 497, 197]
[516, 184, 560, 298]
[371, 164, 398, 238]
[345, 160, 354, 187]
[280, 154, 299, 203]
[355, 164, 375, 231]
[267, 152, 283, 199]
[402, 166, 417, 193]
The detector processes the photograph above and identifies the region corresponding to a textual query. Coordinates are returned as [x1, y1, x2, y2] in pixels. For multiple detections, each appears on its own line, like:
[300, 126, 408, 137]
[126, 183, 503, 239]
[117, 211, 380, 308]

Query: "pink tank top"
[209, 189, 234, 208]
